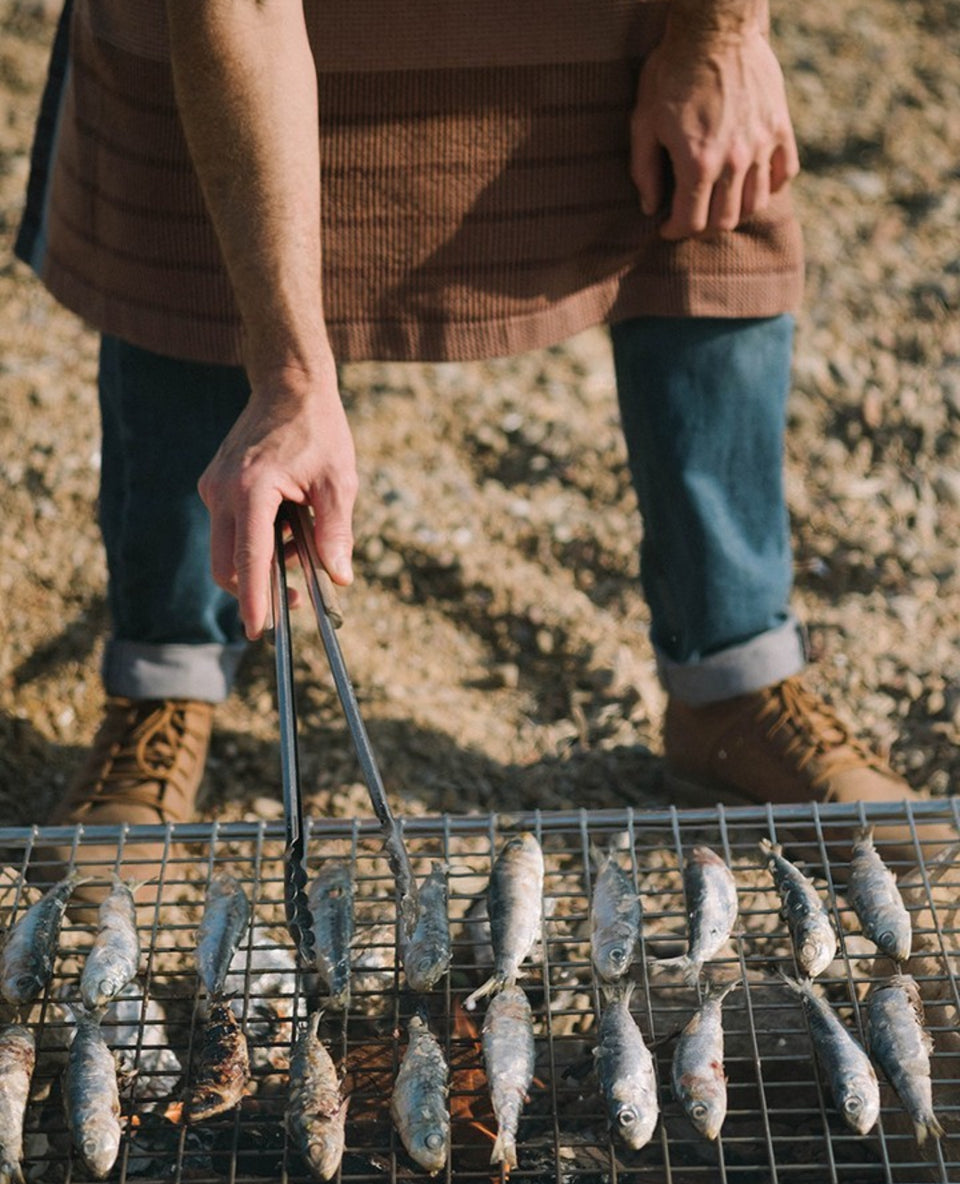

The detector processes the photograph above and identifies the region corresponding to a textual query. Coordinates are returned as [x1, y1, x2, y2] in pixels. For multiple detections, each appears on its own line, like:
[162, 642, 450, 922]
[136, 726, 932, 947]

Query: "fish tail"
[463, 973, 505, 1011]
[757, 837, 780, 858]
[599, 978, 635, 1007]
[853, 824, 875, 845]
[915, 1113, 945, 1145]
[490, 1130, 518, 1171]
[650, 953, 692, 979]
[0, 1160, 25, 1184]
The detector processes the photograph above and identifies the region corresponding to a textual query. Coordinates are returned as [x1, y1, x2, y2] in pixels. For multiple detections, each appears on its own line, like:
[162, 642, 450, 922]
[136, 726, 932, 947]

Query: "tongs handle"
[271, 514, 317, 968]
[281, 503, 344, 629]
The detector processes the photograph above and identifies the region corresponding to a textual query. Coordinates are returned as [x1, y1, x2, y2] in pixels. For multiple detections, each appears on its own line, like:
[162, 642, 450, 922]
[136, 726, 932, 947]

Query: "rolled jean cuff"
[656, 617, 807, 706]
[102, 641, 247, 703]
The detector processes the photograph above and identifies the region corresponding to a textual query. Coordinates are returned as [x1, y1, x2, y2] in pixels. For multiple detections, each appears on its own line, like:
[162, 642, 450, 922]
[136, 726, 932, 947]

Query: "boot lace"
[757, 677, 885, 797]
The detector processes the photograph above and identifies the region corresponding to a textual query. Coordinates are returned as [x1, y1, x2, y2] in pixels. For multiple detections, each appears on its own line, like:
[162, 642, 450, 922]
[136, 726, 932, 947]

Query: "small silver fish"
[866, 973, 943, 1145]
[391, 1012, 450, 1175]
[464, 832, 544, 1010]
[671, 980, 739, 1140]
[779, 974, 880, 1135]
[590, 846, 642, 983]
[0, 1025, 36, 1184]
[196, 872, 252, 999]
[308, 862, 354, 1009]
[482, 983, 536, 1170]
[63, 1008, 122, 1180]
[81, 876, 142, 1011]
[656, 846, 738, 986]
[1, 873, 85, 1008]
[286, 1011, 349, 1181]
[186, 999, 250, 1123]
[759, 839, 837, 978]
[401, 862, 451, 993]
[846, 828, 912, 963]
[594, 982, 659, 1150]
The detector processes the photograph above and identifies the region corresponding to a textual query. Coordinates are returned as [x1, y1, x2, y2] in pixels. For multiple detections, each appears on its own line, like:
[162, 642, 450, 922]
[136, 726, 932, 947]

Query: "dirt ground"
[1, 0, 959, 829]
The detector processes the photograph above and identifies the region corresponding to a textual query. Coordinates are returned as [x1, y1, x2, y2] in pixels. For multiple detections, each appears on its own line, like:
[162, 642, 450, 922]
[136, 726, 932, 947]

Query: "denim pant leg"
[98, 336, 250, 702]
[610, 315, 806, 705]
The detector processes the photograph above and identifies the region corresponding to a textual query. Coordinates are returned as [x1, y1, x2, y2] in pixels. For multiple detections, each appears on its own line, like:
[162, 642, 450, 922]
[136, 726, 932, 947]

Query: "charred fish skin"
[464, 832, 544, 1010]
[482, 983, 536, 1170]
[186, 1000, 250, 1123]
[1, 872, 84, 1009]
[401, 862, 451, 994]
[759, 839, 837, 979]
[0, 1024, 36, 1184]
[81, 877, 142, 1011]
[671, 980, 739, 1141]
[64, 1008, 122, 1180]
[391, 1012, 450, 1176]
[308, 862, 355, 1009]
[590, 847, 642, 984]
[196, 872, 252, 1000]
[657, 846, 738, 986]
[287, 1011, 348, 1182]
[866, 974, 943, 1144]
[594, 982, 659, 1151]
[846, 828, 912, 963]
[780, 974, 880, 1136]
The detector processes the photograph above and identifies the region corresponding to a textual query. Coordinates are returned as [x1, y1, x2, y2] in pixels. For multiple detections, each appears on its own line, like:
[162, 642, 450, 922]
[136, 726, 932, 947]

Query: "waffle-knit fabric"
[17, 0, 804, 366]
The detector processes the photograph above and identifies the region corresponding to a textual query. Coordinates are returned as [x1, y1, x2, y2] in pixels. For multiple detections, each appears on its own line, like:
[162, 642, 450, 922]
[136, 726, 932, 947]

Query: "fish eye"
[843, 1095, 864, 1116]
[617, 1106, 639, 1128]
[425, 1132, 445, 1151]
[691, 1102, 709, 1120]
[608, 946, 626, 966]
[17, 975, 38, 994]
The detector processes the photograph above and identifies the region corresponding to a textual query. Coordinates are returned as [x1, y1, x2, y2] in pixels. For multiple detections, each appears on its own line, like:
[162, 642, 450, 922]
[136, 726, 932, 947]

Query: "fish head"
[876, 926, 912, 962]
[838, 1075, 880, 1136]
[81, 1128, 121, 1180]
[799, 936, 835, 978]
[676, 1068, 727, 1141]
[595, 940, 631, 979]
[409, 1125, 449, 1175]
[612, 1097, 658, 1151]
[303, 1118, 347, 1182]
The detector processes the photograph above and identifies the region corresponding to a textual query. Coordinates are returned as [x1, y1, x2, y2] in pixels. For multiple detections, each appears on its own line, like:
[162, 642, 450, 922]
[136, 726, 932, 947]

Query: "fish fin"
[853, 825, 875, 845]
[650, 954, 692, 979]
[463, 973, 504, 1011]
[0, 1161, 25, 1184]
[490, 1131, 518, 1171]
[757, 837, 779, 858]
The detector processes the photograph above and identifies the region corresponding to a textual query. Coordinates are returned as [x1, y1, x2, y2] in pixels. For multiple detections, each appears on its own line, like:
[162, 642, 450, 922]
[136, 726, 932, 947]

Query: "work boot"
[663, 675, 955, 870]
[39, 698, 214, 911]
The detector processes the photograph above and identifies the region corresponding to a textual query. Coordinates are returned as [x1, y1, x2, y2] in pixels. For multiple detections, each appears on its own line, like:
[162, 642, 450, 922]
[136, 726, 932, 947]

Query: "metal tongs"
[270, 501, 417, 965]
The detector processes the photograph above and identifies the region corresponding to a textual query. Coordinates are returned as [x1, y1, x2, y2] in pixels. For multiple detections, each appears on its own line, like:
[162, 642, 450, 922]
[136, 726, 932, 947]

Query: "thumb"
[313, 515, 354, 587]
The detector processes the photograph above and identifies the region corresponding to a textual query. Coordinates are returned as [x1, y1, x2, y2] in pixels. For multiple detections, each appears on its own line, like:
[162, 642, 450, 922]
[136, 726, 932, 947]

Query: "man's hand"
[631, 4, 799, 240]
[198, 358, 357, 641]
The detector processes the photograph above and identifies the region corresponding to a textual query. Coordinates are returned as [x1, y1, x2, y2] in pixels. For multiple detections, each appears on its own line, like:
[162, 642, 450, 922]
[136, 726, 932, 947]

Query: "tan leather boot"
[39, 698, 214, 910]
[663, 676, 955, 870]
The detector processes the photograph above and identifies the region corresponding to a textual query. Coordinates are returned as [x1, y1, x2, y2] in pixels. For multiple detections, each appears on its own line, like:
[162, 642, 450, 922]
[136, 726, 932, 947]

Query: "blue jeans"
[98, 317, 804, 704]
[611, 314, 804, 702]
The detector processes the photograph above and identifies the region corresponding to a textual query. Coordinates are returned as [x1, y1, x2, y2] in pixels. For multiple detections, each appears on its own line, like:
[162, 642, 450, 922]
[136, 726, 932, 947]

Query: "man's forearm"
[165, 0, 328, 385]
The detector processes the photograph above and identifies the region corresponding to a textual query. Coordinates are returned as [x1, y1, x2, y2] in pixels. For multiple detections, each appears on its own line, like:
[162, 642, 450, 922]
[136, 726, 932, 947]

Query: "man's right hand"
[198, 357, 357, 641]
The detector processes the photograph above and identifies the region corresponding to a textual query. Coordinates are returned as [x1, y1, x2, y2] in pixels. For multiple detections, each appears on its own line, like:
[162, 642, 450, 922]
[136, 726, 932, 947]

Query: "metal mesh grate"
[1, 799, 958, 1184]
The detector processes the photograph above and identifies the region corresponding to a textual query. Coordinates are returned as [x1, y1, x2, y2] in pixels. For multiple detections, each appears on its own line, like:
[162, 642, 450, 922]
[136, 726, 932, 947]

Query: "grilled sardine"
[186, 1000, 250, 1123]
[0, 1025, 36, 1184]
[308, 862, 354, 1009]
[464, 833, 543, 1010]
[846, 827, 912, 963]
[482, 983, 536, 1170]
[594, 982, 659, 1150]
[391, 1011, 449, 1175]
[81, 876, 142, 1010]
[1, 872, 85, 1008]
[64, 1008, 122, 1180]
[759, 839, 837, 978]
[286, 1011, 348, 1181]
[401, 862, 451, 993]
[672, 980, 739, 1140]
[655, 846, 738, 986]
[196, 872, 252, 999]
[590, 845, 642, 984]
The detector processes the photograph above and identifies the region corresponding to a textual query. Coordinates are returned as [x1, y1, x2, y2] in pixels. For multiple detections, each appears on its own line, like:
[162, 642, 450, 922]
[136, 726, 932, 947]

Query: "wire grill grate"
[0, 799, 958, 1184]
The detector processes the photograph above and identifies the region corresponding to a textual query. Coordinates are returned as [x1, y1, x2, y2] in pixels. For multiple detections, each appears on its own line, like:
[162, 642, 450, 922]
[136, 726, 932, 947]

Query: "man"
[15, 0, 946, 891]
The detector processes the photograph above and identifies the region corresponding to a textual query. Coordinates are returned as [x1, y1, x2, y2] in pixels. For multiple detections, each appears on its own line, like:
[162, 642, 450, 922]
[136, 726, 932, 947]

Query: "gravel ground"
[1, 0, 959, 826]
